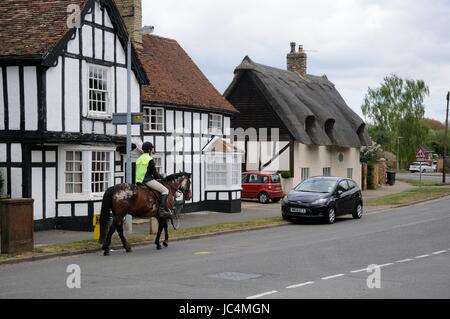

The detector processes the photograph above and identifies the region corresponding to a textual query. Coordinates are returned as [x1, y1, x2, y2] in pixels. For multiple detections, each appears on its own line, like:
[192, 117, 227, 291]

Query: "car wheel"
[323, 206, 336, 224]
[352, 202, 363, 219]
[272, 198, 281, 203]
[410, 170, 415, 173]
[258, 192, 269, 204]
[422, 169, 426, 173]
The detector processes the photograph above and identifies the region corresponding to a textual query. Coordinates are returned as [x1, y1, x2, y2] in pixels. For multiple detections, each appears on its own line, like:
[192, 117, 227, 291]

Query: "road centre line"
[321, 274, 345, 280]
[378, 263, 394, 268]
[432, 250, 447, 255]
[415, 254, 430, 259]
[286, 281, 315, 289]
[396, 259, 414, 263]
[246, 290, 278, 299]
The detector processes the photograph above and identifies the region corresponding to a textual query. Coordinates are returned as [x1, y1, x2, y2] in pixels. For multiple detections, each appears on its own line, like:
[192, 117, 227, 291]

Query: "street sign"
[112, 113, 144, 125]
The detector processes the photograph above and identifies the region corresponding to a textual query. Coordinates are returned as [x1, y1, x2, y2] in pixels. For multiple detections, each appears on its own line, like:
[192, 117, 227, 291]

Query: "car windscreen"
[271, 174, 281, 183]
[294, 179, 336, 193]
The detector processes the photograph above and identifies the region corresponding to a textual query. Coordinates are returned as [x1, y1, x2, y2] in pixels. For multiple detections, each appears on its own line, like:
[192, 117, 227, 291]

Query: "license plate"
[291, 208, 307, 213]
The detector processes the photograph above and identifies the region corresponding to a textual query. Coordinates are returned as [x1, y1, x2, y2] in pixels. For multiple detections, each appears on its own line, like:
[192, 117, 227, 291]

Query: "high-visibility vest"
[135, 153, 152, 183]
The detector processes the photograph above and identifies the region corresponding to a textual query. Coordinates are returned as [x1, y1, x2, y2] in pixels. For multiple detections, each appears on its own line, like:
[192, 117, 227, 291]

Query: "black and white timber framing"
[0, 0, 147, 231]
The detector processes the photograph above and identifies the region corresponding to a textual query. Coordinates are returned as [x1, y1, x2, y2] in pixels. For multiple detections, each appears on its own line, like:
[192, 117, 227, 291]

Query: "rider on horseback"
[135, 142, 173, 219]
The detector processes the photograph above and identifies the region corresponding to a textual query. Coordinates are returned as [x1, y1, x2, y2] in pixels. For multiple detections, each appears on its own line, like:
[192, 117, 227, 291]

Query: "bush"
[361, 143, 384, 163]
[279, 171, 293, 179]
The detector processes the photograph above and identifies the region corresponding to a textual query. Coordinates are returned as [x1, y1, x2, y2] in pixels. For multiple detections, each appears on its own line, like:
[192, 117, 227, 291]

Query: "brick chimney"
[287, 42, 307, 79]
[115, 0, 143, 49]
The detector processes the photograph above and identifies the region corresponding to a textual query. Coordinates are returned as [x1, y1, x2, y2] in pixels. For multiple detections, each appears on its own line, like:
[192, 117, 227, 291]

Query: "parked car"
[409, 162, 435, 173]
[281, 176, 363, 224]
[241, 171, 284, 204]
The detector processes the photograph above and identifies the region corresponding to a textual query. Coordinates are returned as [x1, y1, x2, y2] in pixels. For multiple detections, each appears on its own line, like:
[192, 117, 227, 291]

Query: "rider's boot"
[158, 194, 173, 219]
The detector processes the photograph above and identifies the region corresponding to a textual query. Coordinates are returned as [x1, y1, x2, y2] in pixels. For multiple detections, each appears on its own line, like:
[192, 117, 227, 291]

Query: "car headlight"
[312, 198, 328, 205]
[282, 196, 289, 205]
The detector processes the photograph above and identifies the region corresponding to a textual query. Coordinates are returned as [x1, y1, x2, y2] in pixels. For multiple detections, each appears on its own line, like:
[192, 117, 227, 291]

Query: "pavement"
[31, 181, 414, 246]
[0, 194, 449, 298]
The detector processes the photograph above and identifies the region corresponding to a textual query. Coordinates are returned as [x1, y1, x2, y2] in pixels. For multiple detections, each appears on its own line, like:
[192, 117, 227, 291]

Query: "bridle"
[177, 176, 191, 199]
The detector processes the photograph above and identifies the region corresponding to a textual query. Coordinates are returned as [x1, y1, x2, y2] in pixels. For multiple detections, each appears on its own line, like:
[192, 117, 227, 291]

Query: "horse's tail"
[99, 186, 115, 245]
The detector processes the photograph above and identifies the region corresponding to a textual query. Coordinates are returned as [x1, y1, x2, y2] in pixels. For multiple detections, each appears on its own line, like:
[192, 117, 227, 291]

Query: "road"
[397, 172, 449, 181]
[0, 197, 449, 299]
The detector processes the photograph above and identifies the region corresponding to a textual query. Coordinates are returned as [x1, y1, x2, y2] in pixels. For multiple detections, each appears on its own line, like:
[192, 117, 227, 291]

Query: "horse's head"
[164, 172, 192, 201]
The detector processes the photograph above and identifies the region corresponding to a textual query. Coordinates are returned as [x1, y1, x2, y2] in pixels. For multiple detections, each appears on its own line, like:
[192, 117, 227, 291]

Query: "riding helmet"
[142, 142, 154, 153]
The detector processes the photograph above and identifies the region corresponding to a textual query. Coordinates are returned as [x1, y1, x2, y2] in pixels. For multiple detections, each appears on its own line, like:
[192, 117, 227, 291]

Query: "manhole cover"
[209, 272, 262, 281]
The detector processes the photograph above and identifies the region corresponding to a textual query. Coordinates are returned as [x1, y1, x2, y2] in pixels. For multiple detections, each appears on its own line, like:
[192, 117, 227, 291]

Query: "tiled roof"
[0, 0, 88, 59]
[139, 34, 238, 114]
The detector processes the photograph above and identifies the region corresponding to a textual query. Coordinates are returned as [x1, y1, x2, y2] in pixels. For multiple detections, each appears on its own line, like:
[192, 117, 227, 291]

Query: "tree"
[361, 74, 430, 167]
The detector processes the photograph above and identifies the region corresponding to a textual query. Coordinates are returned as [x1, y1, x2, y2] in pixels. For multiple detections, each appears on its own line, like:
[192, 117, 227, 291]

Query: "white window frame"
[152, 155, 163, 174]
[347, 168, 353, 179]
[91, 151, 112, 195]
[64, 151, 84, 195]
[205, 152, 241, 190]
[323, 167, 331, 177]
[143, 107, 165, 132]
[58, 146, 115, 201]
[301, 167, 310, 181]
[208, 113, 223, 135]
[86, 64, 112, 119]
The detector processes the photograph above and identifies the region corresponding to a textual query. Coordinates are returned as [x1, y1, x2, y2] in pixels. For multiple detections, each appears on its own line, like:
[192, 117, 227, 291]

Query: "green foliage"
[360, 144, 384, 163]
[361, 74, 430, 168]
[279, 171, 293, 179]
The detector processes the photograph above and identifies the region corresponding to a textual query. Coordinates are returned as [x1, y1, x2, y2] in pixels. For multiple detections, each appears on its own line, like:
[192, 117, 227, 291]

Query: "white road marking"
[415, 254, 430, 259]
[378, 263, 394, 268]
[396, 258, 414, 263]
[246, 290, 278, 299]
[321, 274, 345, 280]
[350, 268, 368, 273]
[286, 281, 315, 289]
[432, 250, 447, 255]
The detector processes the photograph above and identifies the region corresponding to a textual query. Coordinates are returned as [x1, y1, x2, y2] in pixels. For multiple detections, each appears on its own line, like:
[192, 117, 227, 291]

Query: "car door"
[346, 179, 360, 211]
[335, 180, 351, 215]
[241, 174, 249, 198]
[247, 174, 260, 198]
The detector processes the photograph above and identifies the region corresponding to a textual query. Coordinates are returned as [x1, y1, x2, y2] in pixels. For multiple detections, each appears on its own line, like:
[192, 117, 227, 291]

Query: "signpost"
[443, 92, 449, 184]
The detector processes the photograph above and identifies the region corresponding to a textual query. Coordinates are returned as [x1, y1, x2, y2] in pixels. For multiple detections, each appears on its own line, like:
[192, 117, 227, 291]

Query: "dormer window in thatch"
[325, 119, 335, 140]
[305, 116, 316, 135]
[357, 124, 366, 143]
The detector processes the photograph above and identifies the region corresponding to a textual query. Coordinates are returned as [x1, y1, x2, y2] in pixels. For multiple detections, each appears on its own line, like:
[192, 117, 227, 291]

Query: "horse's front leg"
[116, 220, 132, 253]
[155, 218, 163, 250]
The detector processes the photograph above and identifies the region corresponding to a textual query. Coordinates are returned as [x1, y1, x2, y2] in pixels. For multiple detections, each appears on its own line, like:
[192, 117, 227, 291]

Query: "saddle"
[136, 183, 162, 201]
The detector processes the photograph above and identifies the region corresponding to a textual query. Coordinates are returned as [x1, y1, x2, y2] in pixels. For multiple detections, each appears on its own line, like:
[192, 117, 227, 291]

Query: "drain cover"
[209, 272, 262, 281]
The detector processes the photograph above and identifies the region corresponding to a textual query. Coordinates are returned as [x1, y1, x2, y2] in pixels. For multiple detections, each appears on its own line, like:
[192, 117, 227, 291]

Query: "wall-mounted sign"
[112, 113, 144, 125]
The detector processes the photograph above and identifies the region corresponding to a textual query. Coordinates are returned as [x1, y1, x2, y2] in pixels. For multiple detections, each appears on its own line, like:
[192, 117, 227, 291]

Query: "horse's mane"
[163, 172, 191, 182]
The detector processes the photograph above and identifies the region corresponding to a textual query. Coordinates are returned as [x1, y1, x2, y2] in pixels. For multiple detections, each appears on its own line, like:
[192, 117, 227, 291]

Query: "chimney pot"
[298, 45, 304, 53]
[290, 42, 296, 53]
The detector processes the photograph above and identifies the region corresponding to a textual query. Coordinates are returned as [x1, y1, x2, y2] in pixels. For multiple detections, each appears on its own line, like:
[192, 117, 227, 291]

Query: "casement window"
[88, 65, 110, 116]
[65, 151, 83, 194]
[301, 168, 310, 181]
[323, 167, 331, 177]
[347, 168, 353, 179]
[153, 155, 162, 174]
[144, 107, 164, 132]
[59, 147, 114, 200]
[206, 153, 241, 189]
[91, 151, 111, 193]
[208, 114, 223, 134]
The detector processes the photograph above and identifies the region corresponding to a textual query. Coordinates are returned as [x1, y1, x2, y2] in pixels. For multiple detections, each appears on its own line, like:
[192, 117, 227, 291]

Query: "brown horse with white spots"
[99, 172, 192, 256]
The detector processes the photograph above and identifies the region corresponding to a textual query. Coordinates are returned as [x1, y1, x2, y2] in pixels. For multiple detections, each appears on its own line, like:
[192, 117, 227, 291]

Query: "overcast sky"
[142, 0, 450, 122]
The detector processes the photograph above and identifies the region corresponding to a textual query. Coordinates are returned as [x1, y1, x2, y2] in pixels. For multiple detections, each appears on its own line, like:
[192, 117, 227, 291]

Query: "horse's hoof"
[125, 247, 132, 253]
[103, 250, 110, 256]
[163, 241, 168, 247]
[156, 244, 162, 250]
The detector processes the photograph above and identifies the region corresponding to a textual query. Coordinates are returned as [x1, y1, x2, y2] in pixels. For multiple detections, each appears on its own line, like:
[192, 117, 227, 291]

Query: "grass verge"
[1, 216, 285, 262]
[366, 186, 450, 206]
[397, 178, 450, 187]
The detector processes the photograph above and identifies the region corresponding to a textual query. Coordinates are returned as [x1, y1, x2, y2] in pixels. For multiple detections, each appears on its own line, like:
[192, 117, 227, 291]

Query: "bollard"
[149, 217, 158, 235]
[93, 212, 100, 241]
[0, 198, 34, 254]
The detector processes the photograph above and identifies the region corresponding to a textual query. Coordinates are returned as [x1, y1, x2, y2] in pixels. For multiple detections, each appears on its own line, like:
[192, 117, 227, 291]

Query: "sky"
[142, 0, 450, 122]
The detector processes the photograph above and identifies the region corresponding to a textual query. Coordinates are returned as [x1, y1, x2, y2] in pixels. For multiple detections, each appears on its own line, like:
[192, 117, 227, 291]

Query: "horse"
[98, 172, 192, 256]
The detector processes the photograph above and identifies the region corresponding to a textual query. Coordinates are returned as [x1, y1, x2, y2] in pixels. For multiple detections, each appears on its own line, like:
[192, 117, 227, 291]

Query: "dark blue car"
[281, 176, 363, 224]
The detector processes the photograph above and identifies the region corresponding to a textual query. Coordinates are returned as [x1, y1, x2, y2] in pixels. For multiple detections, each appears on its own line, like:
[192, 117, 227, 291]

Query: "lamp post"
[124, 25, 154, 234]
[443, 92, 449, 184]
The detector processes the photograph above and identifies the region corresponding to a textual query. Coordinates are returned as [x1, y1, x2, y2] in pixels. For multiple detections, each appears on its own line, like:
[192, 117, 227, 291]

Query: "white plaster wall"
[64, 58, 80, 132]
[0, 68, 4, 130]
[7, 66, 20, 130]
[24, 66, 38, 131]
[46, 57, 63, 132]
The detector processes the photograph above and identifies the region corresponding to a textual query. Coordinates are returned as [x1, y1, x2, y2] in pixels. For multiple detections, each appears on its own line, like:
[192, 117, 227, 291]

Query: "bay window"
[205, 153, 241, 190]
[59, 147, 114, 200]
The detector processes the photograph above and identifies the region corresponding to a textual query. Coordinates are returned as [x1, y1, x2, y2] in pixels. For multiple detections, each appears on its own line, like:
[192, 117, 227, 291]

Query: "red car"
[241, 171, 284, 204]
